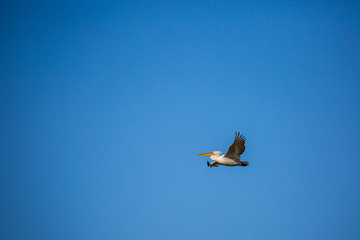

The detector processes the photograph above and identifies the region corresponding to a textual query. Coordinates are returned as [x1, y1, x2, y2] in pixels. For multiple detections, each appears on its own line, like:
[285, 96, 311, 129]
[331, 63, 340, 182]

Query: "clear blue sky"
[1, 1, 360, 239]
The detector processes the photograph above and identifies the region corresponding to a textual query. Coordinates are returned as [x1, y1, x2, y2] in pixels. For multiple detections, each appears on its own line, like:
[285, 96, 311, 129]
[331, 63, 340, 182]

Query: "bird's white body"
[210, 153, 240, 166]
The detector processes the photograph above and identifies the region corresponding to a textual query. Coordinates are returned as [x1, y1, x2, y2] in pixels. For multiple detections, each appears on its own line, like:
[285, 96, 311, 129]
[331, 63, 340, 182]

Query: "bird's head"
[197, 151, 222, 157]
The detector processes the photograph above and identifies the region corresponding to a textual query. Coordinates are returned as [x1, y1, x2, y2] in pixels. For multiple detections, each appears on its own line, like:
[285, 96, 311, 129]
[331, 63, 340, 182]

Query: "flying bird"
[198, 132, 248, 167]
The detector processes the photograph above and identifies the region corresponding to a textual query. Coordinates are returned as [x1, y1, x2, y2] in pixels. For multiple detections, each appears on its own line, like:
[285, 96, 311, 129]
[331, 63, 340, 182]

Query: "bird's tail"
[240, 161, 249, 166]
[207, 161, 210, 167]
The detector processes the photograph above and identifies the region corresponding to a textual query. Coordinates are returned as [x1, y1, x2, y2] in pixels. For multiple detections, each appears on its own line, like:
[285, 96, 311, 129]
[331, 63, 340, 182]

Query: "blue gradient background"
[1, 1, 360, 239]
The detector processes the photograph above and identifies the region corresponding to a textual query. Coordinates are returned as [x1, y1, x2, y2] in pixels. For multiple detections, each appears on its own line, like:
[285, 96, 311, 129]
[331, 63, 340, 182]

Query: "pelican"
[198, 132, 248, 167]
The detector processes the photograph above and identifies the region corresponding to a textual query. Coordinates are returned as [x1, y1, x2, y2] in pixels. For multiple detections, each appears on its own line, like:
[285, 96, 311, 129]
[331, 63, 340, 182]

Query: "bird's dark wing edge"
[224, 131, 246, 159]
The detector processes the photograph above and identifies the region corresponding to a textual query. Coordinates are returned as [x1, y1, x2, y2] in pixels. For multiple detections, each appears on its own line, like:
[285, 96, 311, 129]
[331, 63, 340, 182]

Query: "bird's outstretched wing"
[224, 132, 246, 160]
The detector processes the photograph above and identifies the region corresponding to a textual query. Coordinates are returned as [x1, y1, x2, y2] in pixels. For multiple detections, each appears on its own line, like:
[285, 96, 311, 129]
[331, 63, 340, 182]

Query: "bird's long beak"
[197, 152, 216, 156]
